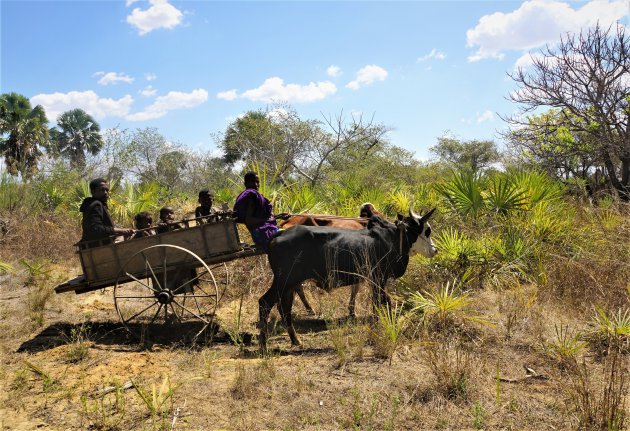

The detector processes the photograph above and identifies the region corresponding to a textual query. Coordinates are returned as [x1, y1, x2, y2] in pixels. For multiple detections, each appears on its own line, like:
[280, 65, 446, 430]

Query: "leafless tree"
[294, 111, 390, 188]
[505, 24, 629, 200]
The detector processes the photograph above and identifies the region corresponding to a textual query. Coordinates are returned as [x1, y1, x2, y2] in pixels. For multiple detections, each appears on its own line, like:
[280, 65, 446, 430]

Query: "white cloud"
[240, 77, 337, 103]
[416, 48, 446, 62]
[145, 73, 157, 81]
[31, 91, 133, 121]
[327, 65, 341, 77]
[346, 65, 388, 90]
[477, 110, 495, 123]
[267, 108, 290, 121]
[94, 71, 135, 86]
[217, 89, 238, 101]
[466, 0, 628, 62]
[127, 0, 184, 36]
[139, 85, 157, 97]
[126, 88, 208, 121]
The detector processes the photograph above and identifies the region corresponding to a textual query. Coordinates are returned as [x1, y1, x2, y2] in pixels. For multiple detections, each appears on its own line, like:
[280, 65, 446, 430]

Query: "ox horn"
[419, 208, 436, 223]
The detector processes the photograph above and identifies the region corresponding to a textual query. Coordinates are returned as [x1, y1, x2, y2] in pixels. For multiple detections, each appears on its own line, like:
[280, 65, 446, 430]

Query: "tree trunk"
[619, 156, 630, 201]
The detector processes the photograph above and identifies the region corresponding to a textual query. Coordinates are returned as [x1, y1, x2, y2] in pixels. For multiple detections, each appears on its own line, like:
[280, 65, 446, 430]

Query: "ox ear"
[419, 208, 436, 223]
[397, 213, 404, 222]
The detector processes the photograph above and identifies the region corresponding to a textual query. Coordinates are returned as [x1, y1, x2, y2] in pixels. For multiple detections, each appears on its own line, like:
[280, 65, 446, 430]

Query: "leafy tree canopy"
[0, 92, 49, 179]
[48, 108, 103, 169]
[430, 135, 500, 172]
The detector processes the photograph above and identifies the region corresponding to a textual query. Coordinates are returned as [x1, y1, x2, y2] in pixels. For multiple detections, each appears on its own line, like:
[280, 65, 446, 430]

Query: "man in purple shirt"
[233, 172, 289, 251]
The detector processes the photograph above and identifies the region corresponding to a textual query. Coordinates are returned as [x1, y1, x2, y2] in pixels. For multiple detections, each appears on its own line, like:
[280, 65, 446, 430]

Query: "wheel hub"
[156, 290, 173, 304]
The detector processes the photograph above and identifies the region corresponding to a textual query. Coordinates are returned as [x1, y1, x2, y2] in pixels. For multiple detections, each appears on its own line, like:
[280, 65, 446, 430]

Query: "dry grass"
[0, 208, 628, 430]
[0, 210, 80, 263]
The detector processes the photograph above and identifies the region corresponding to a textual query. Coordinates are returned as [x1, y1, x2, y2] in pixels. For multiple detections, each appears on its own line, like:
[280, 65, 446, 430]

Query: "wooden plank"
[77, 219, 243, 285]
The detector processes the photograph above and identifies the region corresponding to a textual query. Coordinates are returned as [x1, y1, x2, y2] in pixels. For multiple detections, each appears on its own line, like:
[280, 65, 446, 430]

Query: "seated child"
[132, 212, 156, 239]
[156, 206, 182, 234]
[195, 189, 219, 224]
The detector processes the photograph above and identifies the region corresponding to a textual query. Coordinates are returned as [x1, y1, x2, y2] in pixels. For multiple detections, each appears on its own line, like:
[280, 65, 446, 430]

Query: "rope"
[277, 213, 368, 222]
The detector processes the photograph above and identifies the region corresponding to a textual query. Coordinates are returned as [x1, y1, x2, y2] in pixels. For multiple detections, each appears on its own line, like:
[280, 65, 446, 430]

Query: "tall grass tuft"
[563, 349, 627, 430]
[80, 380, 127, 430]
[543, 325, 588, 369]
[584, 306, 630, 354]
[132, 375, 180, 429]
[371, 303, 407, 365]
[422, 340, 473, 401]
[408, 280, 493, 332]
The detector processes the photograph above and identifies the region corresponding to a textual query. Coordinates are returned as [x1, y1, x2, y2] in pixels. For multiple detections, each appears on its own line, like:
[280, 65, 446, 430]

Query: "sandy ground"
[0, 260, 626, 430]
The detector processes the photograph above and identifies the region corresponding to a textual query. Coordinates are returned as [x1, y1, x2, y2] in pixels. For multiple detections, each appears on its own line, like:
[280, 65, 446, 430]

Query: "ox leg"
[279, 286, 301, 346]
[258, 283, 279, 351]
[371, 281, 392, 314]
[295, 283, 316, 315]
[348, 283, 359, 318]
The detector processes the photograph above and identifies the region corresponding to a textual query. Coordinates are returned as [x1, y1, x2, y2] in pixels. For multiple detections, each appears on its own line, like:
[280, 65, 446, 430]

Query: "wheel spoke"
[171, 269, 204, 294]
[123, 301, 158, 324]
[116, 295, 157, 299]
[172, 300, 210, 323]
[162, 254, 167, 292]
[124, 272, 155, 292]
[141, 252, 162, 291]
[192, 294, 203, 315]
[149, 304, 164, 325]
[169, 303, 182, 323]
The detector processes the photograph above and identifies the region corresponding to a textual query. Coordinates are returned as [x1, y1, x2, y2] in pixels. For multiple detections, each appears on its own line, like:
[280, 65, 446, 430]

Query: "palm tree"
[0, 92, 49, 179]
[49, 108, 103, 169]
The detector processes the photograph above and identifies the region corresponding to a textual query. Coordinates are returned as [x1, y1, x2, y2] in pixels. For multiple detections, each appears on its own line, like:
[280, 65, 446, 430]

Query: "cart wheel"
[114, 244, 219, 340]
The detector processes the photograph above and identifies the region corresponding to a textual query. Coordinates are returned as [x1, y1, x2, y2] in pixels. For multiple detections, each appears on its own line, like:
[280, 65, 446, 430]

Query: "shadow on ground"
[17, 315, 371, 355]
[16, 320, 250, 353]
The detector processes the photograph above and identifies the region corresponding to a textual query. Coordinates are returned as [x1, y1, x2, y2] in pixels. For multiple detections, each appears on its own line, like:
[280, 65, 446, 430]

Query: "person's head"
[159, 206, 175, 222]
[198, 190, 214, 208]
[134, 212, 153, 230]
[359, 202, 378, 218]
[244, 171, 259, 190]
[89, 178, 109, 203]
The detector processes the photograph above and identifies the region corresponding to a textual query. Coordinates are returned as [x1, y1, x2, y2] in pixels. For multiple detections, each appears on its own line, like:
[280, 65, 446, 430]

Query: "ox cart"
[55, 214, 264, 339]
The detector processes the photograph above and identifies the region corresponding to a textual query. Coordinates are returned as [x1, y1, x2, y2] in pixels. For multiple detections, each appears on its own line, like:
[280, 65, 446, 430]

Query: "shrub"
[407, 280, 493, 333]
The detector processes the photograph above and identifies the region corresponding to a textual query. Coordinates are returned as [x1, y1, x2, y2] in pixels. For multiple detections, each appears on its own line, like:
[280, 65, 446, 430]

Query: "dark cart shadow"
[16, 321, 253, 354]
[17, 315, 371, 355]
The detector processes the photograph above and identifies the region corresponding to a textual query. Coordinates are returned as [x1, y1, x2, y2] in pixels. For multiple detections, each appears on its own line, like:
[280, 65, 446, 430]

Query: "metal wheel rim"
[113, 244, 219, 339]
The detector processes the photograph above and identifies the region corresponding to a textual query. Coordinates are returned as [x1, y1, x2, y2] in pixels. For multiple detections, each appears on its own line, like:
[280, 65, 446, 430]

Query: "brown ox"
[279, 207, 379, 317]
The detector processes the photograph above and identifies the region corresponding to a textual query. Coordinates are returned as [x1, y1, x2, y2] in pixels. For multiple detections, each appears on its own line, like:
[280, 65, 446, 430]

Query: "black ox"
[259, 208, 437, 348]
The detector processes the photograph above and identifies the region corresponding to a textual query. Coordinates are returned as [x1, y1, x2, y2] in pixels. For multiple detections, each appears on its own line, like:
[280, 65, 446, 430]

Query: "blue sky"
[2, 0, 628, 160]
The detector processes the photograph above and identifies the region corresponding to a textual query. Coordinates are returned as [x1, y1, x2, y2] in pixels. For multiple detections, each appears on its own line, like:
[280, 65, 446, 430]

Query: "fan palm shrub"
[487, 226, 534, 287]
[431, 227, 487, 283]
[108, 180, 168, 224]
[435, 170, 486, 220]
[280, 183, 323, 214]
[385, 189, 413, 215]
[508, 169, 564, 210]
[485, 174, 527, 216]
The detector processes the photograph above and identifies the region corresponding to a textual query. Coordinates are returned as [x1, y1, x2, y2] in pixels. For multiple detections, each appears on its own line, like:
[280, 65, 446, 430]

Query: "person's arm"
[88, 203, 133, 237]
[113, 226, 135, 236]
